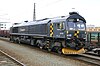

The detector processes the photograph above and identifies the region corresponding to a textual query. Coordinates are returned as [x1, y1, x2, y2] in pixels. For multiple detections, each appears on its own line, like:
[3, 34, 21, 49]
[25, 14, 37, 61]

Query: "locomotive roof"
[67, 12, 86, 23]
[12, 19, 50, 27]
[12, 12, 86, 27]
[12, 18, 67, 27]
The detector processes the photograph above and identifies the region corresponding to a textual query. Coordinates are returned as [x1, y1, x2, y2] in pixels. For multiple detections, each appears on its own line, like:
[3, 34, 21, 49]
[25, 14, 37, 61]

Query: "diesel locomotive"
[10, 12, 86, 54]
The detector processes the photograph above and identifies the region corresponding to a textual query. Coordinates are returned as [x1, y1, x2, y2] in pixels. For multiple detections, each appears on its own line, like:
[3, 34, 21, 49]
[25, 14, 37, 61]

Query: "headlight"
[67, 34, 72, 37]
[83, 38, 86, 39]
[85, 31, 86, 34]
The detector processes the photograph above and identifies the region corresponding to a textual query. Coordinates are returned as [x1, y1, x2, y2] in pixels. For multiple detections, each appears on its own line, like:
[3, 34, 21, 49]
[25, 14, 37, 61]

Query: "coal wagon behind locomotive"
[10, 12, 86, 54]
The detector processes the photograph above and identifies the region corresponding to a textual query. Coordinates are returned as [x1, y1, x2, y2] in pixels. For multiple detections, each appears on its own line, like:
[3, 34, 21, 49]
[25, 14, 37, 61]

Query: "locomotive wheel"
[98, 50, 100, 55]
[39, 45, 43, 49]
[47, 48, 52, 52]
[53, 42, 62, 54]
[39, 46, 43, 49]
[16, 39, 20, 44]
[52, 46, 62, 54]
[30, 39, 34, 45]
[55, 46, 62, 54]
[18, 39, 21, 44]
[36, 40, 43, 49]
[57, 47, 62, 54]
[9, 37, 14, 42]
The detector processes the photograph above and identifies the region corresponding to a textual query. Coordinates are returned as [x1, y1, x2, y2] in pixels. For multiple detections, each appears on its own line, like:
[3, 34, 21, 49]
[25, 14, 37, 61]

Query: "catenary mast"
[33, 3, 36, 21]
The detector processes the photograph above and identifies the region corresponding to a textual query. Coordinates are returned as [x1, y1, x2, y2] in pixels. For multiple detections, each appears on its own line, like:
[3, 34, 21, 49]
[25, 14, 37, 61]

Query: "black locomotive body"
[10, 12, 86, 54]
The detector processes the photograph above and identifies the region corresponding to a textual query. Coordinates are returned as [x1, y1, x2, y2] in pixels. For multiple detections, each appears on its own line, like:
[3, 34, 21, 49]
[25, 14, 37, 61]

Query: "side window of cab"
[56, 22, 65, 30]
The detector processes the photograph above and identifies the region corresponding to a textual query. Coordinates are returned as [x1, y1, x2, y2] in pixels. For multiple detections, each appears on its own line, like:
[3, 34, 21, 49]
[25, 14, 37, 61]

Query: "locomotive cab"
[62, 12, 86, 54]
[66, 18, 86, 49]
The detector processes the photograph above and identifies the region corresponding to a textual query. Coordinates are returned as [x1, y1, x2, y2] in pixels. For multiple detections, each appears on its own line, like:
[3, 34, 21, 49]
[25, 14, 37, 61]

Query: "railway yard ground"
[0, 37, 100, 66]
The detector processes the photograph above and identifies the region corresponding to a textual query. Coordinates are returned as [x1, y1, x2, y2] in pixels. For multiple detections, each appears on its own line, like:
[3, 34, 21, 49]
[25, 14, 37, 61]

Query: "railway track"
[45, 51, 100, 66]
[53, 53, 100, 66]
[85, 51, 100, 57]
[0, 49, 25, 66]
[0, 37, 100, 66]
[75, 54, 100, 66]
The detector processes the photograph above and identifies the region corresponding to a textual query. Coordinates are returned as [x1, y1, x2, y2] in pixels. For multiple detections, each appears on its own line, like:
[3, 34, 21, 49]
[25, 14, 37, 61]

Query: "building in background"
[86, 25, 100, 32]
[0, 22, 12, 30]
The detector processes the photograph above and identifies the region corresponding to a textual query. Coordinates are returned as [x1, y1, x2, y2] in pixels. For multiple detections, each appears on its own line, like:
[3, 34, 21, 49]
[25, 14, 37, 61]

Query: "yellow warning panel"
[62, 48, 86, 54]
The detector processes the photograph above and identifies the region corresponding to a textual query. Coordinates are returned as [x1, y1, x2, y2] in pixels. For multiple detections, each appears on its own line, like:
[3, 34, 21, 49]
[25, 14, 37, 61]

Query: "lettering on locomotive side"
[20, 28, 26, 32]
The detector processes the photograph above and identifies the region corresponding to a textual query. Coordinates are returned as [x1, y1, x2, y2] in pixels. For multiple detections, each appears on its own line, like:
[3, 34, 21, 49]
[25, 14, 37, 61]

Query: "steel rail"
[75, 54, 100, 66]
[0, 49, 26, 66]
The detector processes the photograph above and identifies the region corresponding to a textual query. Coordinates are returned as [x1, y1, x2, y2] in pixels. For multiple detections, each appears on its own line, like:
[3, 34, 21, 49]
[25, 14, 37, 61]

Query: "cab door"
[54, 22, 65, 38]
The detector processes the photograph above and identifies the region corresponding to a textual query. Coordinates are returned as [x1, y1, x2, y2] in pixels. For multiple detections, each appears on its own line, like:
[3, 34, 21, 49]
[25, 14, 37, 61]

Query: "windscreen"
[68, 19, 85, 30]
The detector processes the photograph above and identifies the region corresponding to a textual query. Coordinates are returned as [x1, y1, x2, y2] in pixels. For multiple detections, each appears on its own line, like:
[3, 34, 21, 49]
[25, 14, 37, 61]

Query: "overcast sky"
[0, 0, 100, 26]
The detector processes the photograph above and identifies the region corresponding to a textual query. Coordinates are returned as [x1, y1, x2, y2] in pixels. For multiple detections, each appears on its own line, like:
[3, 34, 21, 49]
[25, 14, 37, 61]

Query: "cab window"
[56, 23, 60, 29]
[56, 22, 64, 30]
